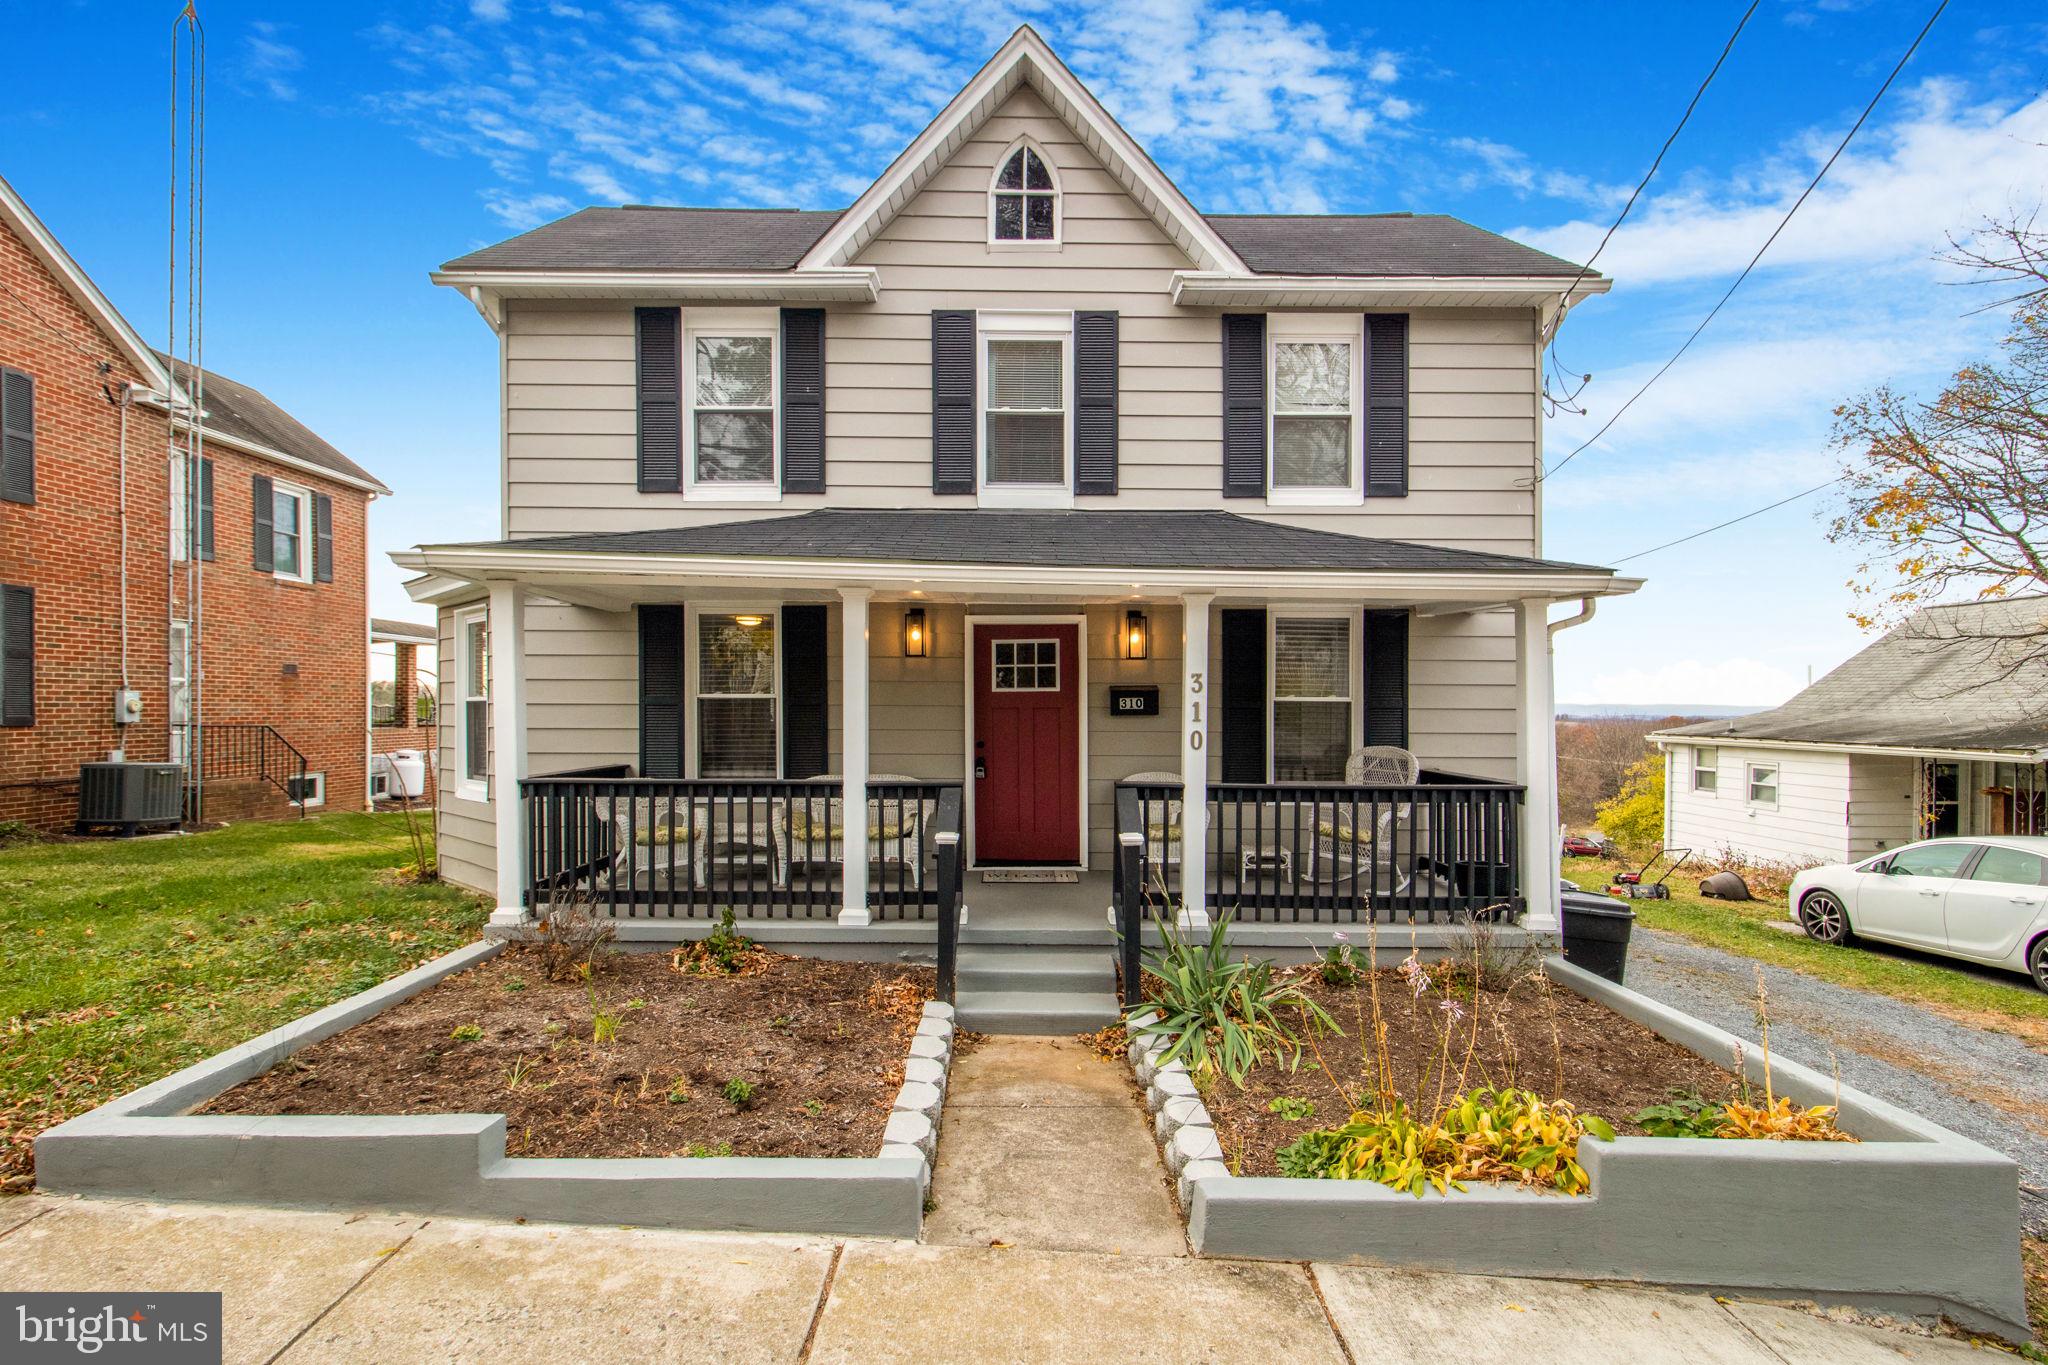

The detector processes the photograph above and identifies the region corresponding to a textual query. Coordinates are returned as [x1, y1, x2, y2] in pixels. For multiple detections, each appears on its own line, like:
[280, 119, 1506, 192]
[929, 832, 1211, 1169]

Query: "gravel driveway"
[1623, 927, 2048, 1236]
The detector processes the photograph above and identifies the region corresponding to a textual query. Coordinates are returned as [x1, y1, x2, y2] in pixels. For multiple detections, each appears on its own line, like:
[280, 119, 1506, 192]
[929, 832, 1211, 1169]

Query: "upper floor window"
[686, 309, 778, 500]
[990, 141, 1059, 245]
[978, 311, 1072, 507]
[1268, 314, 1363, 505]
[271, 481, 314, 583]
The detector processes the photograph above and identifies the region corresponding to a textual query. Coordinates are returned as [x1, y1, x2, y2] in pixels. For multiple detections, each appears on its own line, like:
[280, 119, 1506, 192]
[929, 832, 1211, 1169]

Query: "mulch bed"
[204, 947, 933, 1160]
[1186, 966, 1739, 1177]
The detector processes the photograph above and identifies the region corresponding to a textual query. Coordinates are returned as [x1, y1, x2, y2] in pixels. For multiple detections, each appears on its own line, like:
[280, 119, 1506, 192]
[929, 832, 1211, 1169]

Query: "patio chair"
[775, 775, 931, 889]
[590, 794, 703, 893]
[1121, 771, 1183, 882]
[1304, 747, 1421, 895]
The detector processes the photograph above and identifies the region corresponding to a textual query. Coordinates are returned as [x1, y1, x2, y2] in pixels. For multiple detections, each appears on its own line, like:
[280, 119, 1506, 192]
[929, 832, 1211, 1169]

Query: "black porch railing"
[521, 770, 964, 923]
[189, 722, 312, 816]
[1112, 770, 1525, 930]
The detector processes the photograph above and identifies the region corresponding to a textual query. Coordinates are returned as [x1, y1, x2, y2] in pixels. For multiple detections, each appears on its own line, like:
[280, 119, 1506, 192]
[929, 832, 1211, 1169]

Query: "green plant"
[1278, 1088, 1615, 1196]
[505, 1055, 537, 1090]
[722, 1077, 755, 1109]
[1316, 932, 1358, 987]
[625, 998, 647, 1011]
[666, 1078, 691, 1104]
[592, 1010, 621, 1045]
[1130, 908, 1337, 1087]
[802, 1098, 825, 1117]
[675, 907, 755, 974]
[1633, 1091, 1726, 1139]
[503, 976, 527, 993]
[1267, 1095, 1316, 1121]
[685, 1141, 734, 1158]
[449, 1024, 484, 1042]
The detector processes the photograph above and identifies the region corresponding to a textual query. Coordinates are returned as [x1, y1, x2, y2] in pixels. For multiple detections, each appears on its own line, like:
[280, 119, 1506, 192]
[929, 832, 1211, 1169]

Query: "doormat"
[981, 870, 1080, 884]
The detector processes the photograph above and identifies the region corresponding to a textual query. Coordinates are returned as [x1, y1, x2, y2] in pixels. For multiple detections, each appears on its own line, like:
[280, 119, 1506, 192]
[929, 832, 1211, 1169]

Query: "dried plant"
[536, 885, 615, 983]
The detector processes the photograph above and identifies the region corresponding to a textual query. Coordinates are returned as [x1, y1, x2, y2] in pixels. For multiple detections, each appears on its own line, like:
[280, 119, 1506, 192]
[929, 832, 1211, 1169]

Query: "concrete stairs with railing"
[954, 940, 1120, 1034]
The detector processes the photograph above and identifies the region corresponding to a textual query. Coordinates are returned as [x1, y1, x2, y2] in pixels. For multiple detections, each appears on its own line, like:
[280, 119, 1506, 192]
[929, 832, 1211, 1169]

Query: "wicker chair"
[1121, 770, 1184, 879]
[1305, 747, 1420, 893]
[775, 774, 930, 889]
[592, 795, 702, 892]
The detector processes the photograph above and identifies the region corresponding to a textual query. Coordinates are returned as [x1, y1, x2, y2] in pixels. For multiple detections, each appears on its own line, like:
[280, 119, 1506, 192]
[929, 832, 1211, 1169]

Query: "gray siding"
[1665, 743, 1851, 867]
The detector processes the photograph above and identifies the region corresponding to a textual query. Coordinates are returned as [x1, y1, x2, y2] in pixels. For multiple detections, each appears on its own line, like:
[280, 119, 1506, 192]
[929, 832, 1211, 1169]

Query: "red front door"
[973, 623, 1081, 864]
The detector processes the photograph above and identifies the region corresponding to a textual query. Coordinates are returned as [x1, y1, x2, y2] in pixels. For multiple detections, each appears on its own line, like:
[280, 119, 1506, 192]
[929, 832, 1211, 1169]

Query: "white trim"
[1648, 732, 2048, 765]
[287, 771, 327, 809]
[487, 583, 529, 920]
[1172, 272, 1613, 309]
[684, 603, 784, 780]
[1266, 314, 1364, 507]
[454, 605, 490, 804]
[157, 414, 390, 496]
[427, 269, 879, 305]
[963, 614, 1090, 871]
[1267, 608, 1364, 782]
[268, 479, 315, 584]
[682, 308, 781, 504]
[1180, 593, 1214, 929]
[797, 26, 1247, 274]
[987, 135, 1063, 248]
[976, 310, 1074, 508]
[840, 589, 872, 924]
[1515, 601, 1560, 933]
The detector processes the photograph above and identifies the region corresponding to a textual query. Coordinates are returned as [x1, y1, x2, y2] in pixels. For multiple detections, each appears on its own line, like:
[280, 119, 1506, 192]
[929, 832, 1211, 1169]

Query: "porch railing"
[1112, 770, 1525, 928]
[520, 770, 963, 922]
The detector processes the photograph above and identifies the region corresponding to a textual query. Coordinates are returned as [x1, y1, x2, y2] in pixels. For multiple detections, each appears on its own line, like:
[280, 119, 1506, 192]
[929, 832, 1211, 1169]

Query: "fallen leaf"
[1504, 1304, 1527, 1313]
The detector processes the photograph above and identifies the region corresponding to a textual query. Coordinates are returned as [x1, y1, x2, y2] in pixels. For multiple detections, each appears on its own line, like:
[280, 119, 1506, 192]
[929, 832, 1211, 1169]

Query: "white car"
[1789, 836, 2048, 991]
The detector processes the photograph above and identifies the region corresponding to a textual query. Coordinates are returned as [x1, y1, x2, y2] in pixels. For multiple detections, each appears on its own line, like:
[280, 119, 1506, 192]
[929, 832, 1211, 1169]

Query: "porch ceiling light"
[1122, 608, 1149, 661]
[732, 614, 767, 628]
[903, 606, 929, 658]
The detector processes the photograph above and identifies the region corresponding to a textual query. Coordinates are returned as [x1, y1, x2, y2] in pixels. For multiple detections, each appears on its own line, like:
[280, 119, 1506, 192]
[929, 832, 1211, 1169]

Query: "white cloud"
[471, 0, 510, 21]
[482, 188, 575, 228]
[244, 21, 303, 102]
[1572, 658, 1806, 708]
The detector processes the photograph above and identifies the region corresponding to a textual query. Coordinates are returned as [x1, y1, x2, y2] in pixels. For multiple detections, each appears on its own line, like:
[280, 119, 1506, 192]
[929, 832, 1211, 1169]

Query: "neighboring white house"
[1655, 599, 2048, 867]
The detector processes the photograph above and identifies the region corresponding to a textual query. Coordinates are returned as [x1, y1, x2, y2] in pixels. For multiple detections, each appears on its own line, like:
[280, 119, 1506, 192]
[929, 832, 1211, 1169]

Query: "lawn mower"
[1608, 848, 1690, 900]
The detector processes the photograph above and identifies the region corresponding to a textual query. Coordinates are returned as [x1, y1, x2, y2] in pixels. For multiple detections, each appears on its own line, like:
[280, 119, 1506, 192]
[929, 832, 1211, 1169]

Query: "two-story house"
[397, 28, 1639, 1021]
[1, 171, 388, 831]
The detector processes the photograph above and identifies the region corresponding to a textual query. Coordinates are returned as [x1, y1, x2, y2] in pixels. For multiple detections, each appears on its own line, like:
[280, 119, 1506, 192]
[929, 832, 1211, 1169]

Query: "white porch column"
[1516, 598, 1560, 935]
[488, 580, 529, 927]
[839, 588, 872, 925]
[1180, 592, 1214, 929]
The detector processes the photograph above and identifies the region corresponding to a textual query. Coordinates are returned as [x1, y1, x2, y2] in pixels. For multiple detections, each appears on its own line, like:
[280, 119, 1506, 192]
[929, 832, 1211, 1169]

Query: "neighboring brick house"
[370, 617, 437, 805]
[0, 171, 390, 830]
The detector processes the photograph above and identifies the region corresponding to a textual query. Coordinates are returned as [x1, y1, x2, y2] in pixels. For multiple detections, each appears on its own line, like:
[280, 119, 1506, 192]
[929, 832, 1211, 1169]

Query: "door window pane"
[992, 639, 1058, 690]
[1968, 845, 2046, 886]
[1887, 843, 1971, 878]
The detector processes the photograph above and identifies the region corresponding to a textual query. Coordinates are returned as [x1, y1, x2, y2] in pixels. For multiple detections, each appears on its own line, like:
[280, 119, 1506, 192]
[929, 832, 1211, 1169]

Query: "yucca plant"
[1129, 907, 1336, 1086]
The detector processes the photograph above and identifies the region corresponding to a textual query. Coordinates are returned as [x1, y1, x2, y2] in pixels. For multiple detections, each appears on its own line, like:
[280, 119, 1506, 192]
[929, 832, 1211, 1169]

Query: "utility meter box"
[114, 689, 144, 725]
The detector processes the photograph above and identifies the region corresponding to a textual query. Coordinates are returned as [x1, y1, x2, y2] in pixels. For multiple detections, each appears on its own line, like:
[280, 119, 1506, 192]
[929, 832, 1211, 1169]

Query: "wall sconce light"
[903, 606, 929, 658]
[1122, 608, 1149, 661]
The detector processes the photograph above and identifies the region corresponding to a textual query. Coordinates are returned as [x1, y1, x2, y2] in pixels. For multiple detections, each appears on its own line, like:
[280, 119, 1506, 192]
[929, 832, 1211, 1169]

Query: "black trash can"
[1560, 889, 1635, 984]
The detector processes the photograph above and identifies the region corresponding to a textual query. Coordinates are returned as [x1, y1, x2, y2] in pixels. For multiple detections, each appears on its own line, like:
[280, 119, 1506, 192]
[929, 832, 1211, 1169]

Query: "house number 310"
[1187, 671, 1204, 750]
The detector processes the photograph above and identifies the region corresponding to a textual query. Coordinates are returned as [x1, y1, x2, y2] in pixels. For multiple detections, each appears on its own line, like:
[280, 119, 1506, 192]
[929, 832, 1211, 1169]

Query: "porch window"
[1692, 746, 1718, 792]
[979, 312, 1071, 504]
[687, 312, 777, 497]
[457, 608, 488, 799]
[1272, 615, 1353, 782]
[1746, 762, 1777, 807]
[695, 610, 778, 777]
[1269, 315, 1363, 502]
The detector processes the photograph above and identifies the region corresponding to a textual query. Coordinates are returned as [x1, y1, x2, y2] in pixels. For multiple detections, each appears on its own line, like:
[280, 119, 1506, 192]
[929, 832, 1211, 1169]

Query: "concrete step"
[955, 989, 1121, 1035]
[957, 943, 1110, 990]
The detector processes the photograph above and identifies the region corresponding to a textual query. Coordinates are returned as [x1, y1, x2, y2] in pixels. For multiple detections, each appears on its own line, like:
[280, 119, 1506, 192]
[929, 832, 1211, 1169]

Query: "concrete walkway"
[0, 1193, 2003, 1363]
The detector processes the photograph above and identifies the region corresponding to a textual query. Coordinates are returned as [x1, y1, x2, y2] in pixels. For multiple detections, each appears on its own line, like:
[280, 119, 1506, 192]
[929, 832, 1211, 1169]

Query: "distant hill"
[1556, 703, 1763, 721]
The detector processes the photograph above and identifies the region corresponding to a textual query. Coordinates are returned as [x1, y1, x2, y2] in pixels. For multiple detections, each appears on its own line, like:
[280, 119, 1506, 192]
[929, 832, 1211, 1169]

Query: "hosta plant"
[1277, 1087, 1615, 1197]
[1130, 908, 1336, 1086]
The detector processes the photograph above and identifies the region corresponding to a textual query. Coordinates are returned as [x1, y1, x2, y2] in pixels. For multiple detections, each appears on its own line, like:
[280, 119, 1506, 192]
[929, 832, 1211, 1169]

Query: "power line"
[1544, 0, 1761, 412]
[1610, 476, 1842, 564]
[1539, 0, 1950, 481]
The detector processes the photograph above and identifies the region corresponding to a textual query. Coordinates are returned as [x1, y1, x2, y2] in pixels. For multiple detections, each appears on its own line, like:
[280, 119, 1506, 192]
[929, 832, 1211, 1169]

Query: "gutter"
[1645, 732, 2047, 765]
[428, 267, 882, 306]
[1172, 272, 1612, 308]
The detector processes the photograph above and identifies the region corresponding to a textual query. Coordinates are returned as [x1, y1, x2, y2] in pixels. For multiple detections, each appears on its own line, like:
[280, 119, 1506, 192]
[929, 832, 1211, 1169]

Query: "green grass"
[1563, 855, 2048, 1039]
[0, 812, 488, 1187]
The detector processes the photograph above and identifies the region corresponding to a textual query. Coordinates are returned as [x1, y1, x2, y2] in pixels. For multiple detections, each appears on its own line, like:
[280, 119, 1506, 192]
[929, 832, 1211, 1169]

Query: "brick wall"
[0, 213, 374, 831]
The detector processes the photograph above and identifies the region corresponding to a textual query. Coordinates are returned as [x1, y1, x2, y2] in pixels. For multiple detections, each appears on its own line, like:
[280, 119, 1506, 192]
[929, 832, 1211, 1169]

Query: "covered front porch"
[398, 510, 1640, 946]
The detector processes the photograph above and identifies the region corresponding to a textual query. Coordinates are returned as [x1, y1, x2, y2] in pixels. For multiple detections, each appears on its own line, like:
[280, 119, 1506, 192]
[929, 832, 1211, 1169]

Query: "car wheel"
[1799, 890, 1852, 945]
[2030, 936, 2048, 994]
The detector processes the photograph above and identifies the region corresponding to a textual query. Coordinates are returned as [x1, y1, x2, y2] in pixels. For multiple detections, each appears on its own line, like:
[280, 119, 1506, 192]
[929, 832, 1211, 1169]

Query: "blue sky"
[6, 1, 2044, 705]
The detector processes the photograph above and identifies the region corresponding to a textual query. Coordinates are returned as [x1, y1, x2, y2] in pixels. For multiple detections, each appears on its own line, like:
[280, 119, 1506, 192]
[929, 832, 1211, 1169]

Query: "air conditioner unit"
[76, 762, 184, 835]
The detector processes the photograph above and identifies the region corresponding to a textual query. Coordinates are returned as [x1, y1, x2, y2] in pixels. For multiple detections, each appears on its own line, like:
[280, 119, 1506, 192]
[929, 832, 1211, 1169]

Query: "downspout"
[1547, 596, 1597, 640]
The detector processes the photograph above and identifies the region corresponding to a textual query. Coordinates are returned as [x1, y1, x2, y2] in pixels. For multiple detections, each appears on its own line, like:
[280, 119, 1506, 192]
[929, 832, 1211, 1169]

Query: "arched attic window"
[990, 140, 1059, 244]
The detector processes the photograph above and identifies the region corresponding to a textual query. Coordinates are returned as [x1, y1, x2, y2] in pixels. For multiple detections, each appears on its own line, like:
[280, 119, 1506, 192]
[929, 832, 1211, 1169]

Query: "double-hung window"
[168, 620, 190, 764]
[171, 456, 190, 562]
[1747, 763, 1778, 807]
[1268, 315, 1363, 504]
[1272, 615, 1356, 782]
[457, 608, 489, 800]
[686, 310, 777, 499]
[1692, 746, 1718, 792]
[694, 609, 778, 778]
[979, 312, 1071, 507]
[271, 482, 313, 582]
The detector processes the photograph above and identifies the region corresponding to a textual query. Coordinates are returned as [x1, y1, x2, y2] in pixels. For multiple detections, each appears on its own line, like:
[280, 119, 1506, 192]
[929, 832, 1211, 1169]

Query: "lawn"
[1561, 854, 2048, 1045]
[0, 812, 488, 1189]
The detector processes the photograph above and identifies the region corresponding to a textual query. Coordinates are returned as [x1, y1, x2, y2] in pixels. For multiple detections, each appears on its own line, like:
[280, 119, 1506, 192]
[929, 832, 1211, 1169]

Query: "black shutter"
[0, 368, 33, 505]
[198, 457, 215, 561]
[1074, 310, 1118, 495]
[0, 584, 32, 727]
[1218, 608, 1267, 783]
[638, 605, 687, 779]
[313, 492, 334, 583]
[1364, 314, 1409, 498]
[1363, 609, 1409, 748]
[251, 474, 274, 572]
[1220, 314, 1266, 497]
[780, 604, 829, 778]
[780, 308, 826, 493]
[931, 310, 976, 494]
[636, 307, 682, 492]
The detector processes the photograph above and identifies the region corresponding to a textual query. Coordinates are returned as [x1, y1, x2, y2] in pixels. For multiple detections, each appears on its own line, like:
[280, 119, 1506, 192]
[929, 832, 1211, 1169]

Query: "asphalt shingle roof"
[439, 206, 1591, 281]
[433, 509, 1613, 576]
[1663, 598, 2048, 754]
[157, 352, 384, 491]
[371, 617, 437, 642]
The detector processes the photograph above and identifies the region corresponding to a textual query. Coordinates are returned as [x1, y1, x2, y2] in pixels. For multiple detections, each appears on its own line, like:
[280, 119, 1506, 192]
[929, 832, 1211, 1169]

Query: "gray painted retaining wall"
[36, 941, 952, 1240]
[1159, 958, 2031, 1341]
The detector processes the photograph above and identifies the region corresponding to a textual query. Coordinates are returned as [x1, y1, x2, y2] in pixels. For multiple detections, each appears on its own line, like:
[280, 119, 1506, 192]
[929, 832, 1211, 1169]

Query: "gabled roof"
[1209, 214, 1589, 279]
[156, 352, 389, 495]
[415, 508, 1615, 576]
[1660, 598, 2048, 756]
[442, 206, 845, 274]
[0, 172, 180, 399]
